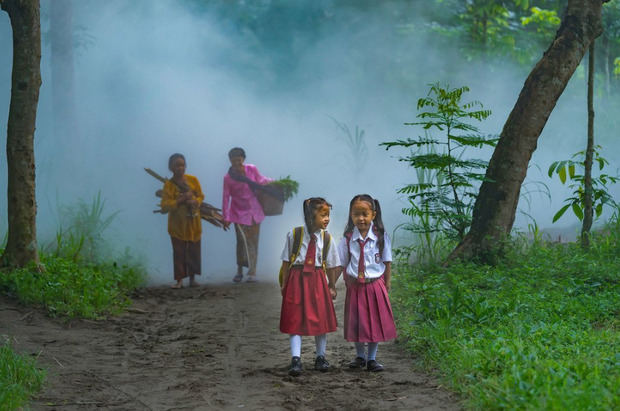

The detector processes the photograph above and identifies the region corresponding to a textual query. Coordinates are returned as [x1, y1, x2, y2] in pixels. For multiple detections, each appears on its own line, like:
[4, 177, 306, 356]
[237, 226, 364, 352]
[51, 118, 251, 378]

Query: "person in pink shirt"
[222, 147, 274, 283]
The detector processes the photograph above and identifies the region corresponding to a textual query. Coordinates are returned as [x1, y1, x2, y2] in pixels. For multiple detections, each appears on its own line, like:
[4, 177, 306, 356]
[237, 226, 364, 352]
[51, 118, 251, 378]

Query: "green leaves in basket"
[272, 176, 299, 202]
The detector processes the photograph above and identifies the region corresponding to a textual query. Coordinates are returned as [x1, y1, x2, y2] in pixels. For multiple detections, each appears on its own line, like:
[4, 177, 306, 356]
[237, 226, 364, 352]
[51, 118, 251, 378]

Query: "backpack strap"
[289, 226, 304, 264]
[321, 230, 332, 271]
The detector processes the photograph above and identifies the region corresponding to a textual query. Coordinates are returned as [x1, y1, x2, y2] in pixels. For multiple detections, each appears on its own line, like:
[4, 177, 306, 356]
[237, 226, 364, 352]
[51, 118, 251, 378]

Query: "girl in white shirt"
[334, 194, 397, 372]
[279, 197, 340, 376]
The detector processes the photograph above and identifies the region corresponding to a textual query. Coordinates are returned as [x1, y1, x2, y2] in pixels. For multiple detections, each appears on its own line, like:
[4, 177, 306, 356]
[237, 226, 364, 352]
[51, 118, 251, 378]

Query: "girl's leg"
[314, 334, 329, 371]
[367, 342, 379, 361]
[314, 334, 327, 357]
[290, 334, 302, 358]
[366, 342, 384, 372]
[289, 334, 303, 376]
[355, 342, 366, 359]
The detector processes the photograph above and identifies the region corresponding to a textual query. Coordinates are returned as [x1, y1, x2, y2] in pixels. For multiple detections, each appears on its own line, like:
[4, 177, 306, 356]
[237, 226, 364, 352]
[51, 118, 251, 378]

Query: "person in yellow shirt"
[160, 153, 204, 289]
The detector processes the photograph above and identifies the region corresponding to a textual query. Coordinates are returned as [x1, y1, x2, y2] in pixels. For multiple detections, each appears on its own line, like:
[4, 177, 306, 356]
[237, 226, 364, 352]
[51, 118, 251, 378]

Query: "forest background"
[1, 1, 619, 409]
[1, 0, 620, 281]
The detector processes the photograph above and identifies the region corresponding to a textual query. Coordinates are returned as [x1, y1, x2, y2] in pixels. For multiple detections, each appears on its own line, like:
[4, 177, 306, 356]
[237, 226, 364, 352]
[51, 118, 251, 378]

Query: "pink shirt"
[222, 163, 273, 225]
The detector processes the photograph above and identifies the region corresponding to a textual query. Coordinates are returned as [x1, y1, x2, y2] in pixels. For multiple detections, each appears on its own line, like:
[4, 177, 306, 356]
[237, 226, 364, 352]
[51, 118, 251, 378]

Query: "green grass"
[0, 252, 146, 319]
[392, 226, 620, 409]
[0, 341, 45, 411]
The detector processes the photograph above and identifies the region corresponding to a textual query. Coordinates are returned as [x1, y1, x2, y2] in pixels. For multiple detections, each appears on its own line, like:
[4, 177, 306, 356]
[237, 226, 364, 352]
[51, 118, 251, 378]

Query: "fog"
[1, 1, 618, 284]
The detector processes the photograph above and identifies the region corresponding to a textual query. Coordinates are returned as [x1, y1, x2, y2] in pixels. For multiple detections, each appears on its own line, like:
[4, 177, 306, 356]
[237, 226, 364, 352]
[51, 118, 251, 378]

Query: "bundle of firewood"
[146, 168, 228, 230]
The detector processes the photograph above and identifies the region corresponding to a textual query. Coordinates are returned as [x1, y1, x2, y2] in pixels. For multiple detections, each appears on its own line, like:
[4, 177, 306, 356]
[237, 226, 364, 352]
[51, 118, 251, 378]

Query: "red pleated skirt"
[280, 266, 338, 336]
[343, 275, 397, 342]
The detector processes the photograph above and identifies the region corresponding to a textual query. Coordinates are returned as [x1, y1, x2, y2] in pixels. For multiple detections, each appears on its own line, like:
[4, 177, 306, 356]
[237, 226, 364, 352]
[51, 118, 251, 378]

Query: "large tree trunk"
[448, 0, 606, 263]
[1, 0, 41, 268]
[581, 41, 595, 248]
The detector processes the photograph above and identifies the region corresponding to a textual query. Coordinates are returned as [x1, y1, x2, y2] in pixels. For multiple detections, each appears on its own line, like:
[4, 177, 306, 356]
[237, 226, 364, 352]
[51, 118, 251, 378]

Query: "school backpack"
[278, 226, 332, 286]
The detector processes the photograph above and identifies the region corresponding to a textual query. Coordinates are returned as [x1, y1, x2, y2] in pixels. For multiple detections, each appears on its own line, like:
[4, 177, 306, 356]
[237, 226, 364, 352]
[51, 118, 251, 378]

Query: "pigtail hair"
[372, 198, 386, 255]
[343, 195, 358, 236]
[303, 199, 313, 233]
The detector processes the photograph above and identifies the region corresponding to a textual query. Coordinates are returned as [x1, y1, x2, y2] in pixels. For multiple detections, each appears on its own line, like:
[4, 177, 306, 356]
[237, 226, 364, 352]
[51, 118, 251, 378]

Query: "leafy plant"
[271, 176, 299, 202]
[548, 145, 619, 223]
[330, 116, 368, 174]
[45, 191, 120, 262]
[381, 83, 497, 241]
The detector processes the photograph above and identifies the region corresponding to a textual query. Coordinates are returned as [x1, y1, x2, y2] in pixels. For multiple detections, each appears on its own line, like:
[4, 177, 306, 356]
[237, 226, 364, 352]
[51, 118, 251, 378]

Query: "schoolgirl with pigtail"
[333, 194, 397, 372]
[279, 197, 340, 376]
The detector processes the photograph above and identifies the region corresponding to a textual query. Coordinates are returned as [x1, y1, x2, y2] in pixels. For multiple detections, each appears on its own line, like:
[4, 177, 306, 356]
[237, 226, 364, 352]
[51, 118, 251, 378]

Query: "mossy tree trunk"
[448, 0, 608, 263]
[1, 0, 41, 268]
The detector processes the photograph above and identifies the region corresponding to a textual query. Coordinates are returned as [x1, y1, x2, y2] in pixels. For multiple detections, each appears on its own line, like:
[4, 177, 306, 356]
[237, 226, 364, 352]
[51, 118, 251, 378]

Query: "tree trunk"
[50, 0, 76, 147]
[448, 0, 606, 263]
[581, 41, 595, 248]
[1, 0, 41, 268]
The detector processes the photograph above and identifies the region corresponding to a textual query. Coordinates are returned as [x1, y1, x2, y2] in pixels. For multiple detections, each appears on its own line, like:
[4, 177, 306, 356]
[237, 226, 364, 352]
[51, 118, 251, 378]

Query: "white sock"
[368, 342, 379, 361]
[290, 334, 302, 358]
[355, 342, 366, 359]
[314, 334, 327, 357]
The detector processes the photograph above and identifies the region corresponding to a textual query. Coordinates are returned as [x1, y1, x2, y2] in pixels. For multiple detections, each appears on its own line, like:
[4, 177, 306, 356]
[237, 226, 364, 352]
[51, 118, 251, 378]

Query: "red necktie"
[357, 238, 369, 283]
[303, 235, 317, 273]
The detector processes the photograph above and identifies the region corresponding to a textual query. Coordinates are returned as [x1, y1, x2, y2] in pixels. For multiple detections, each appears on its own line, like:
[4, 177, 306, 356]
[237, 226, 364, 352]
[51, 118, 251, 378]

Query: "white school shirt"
[337, 223, 392, 280]
[280, 228, 340, 269]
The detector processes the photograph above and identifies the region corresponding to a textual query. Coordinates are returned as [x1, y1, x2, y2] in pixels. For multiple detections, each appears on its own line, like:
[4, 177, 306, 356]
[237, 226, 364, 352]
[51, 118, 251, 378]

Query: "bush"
[392, 220, 620, 409]
[0, 253, 146, 319]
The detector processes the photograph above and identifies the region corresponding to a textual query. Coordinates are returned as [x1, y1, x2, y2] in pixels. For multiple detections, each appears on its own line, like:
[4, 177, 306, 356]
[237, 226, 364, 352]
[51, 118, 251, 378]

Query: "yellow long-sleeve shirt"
[160, 174, 204, 242]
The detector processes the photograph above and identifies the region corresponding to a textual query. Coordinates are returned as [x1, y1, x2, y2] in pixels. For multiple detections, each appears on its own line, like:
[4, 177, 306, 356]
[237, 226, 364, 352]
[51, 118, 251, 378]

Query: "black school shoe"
[314, 355, 330, 372]
[348, 356, 367, 369]
[366, 359, 384, 372]
[288, 356, 302, 376]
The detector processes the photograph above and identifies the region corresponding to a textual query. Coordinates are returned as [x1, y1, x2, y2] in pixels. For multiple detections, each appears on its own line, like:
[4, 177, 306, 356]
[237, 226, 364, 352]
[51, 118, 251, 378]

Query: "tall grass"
[392, 215, 620, 409]
[0, 340, 45, 411]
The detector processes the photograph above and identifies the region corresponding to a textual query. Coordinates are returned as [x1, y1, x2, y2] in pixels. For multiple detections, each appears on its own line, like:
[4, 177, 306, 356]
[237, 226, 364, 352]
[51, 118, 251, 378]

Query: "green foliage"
[615, 57, 620, 77]
[271, 176, 299, 202]
[0, 340, 45, 410]
[392, 215, 620, 409]
[548, 145, 619, 223]
[382, 83, 497, 241]
[521, 7, 561, 35]
[45, 191, 120, 262]
[0, 253, 146, 319]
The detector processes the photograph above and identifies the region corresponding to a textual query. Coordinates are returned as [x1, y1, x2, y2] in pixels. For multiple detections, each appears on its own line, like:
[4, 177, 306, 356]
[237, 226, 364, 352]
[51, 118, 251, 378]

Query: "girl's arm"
[383, 262, 392, 292]
[280, 261, 290, 296]
[327, 266, 342, 299]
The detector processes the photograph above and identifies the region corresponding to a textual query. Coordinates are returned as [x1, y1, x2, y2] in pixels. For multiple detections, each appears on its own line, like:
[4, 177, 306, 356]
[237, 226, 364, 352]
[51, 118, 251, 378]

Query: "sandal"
[171, 282, 183, 289]
[246, 275, 257, 283]
[232, 273, 243, 283]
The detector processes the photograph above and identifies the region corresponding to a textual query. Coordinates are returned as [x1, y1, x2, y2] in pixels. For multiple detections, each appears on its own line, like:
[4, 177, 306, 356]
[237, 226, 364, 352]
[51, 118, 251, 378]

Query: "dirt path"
[1, 280, 460, 410]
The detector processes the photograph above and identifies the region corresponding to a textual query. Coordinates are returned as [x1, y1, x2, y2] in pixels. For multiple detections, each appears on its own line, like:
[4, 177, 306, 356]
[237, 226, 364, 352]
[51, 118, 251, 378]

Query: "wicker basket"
[257, 184, 285, 216]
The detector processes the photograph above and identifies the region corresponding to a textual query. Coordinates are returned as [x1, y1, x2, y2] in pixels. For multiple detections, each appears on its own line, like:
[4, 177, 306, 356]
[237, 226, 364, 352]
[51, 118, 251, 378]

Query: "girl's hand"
[385, 280, 391, 292]
[281, 285, 286, 297]
[329, 284, 337, 300]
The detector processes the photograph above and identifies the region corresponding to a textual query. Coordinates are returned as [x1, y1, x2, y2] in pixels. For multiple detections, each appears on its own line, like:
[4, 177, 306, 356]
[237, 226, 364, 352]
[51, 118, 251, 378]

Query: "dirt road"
[1, 280, 460, 410]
